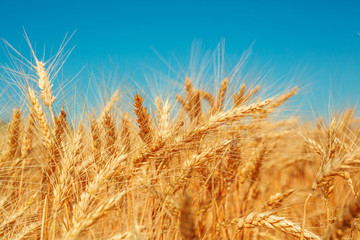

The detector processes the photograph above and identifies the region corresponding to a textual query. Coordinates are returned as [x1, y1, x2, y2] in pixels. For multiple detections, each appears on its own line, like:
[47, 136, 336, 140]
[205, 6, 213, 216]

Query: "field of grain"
[0, 39, 359, 240]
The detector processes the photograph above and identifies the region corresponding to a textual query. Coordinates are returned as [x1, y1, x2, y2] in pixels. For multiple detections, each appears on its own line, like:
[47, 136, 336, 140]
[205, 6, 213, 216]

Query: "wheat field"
[0, 38, 359, 240]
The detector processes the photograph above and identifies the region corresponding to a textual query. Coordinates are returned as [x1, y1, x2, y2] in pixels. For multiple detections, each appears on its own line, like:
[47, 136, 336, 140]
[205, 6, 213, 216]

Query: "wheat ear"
[134, 94, 153, 145]
[213, 77, 228, 113]
[8, 108, 22, 160]
[120, 113, 132, 154]
[34, 60, 56, 108]
[98, 90, 119, 123]
[0, 193, 37, 237]
[28, 88, 51, 150]
[65, 192, 126, 240]
[263, 189, 295, 211]
[104, 112, 117, 157]
[237, 211, 321, 240]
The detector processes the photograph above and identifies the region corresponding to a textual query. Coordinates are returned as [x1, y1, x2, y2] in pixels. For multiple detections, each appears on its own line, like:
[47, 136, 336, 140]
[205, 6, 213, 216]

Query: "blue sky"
[0, 0, 360, 117]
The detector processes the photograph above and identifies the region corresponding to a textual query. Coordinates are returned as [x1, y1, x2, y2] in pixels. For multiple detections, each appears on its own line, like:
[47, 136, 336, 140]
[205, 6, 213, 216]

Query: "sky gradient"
[0, 0, 360, 117]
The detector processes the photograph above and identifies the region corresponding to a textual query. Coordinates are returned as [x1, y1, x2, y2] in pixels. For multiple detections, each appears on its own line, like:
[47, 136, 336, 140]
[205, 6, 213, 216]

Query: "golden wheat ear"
[0, 109, 22, 170]
[133, 93, 153, 145]
[212, 77, 228, 113]
[236, 211, 321, 240]
[28, 88, 51, 150]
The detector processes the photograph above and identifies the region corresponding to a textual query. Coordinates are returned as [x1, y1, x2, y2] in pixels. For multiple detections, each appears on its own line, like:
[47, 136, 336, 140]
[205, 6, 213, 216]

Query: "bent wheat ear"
[236, 211, 321, 240]
[198, 90, 215, 109]
[183, 98, 272, 143]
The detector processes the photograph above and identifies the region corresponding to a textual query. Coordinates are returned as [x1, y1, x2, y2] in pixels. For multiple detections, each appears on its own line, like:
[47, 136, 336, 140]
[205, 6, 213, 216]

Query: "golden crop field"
[0, 38, 359, 240]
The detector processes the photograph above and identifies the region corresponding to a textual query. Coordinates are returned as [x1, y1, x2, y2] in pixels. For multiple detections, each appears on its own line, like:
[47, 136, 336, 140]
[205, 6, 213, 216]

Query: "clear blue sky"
[0, 0, 360, 117]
